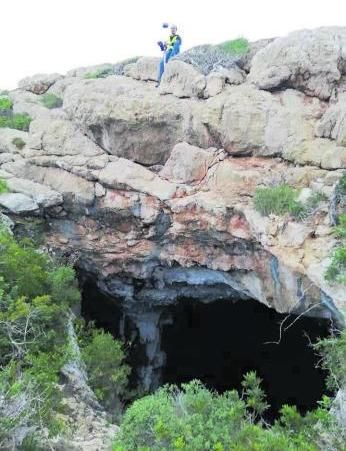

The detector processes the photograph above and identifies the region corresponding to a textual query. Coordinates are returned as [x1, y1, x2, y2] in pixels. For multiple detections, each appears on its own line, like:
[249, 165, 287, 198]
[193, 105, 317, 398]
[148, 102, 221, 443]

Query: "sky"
[1, 0, 346, 89]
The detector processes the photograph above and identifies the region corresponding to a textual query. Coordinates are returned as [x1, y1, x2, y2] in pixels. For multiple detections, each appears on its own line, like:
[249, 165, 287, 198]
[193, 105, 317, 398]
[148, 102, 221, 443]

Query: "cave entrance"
[80, 278, 332, 419]
[161, 298, 332, 419]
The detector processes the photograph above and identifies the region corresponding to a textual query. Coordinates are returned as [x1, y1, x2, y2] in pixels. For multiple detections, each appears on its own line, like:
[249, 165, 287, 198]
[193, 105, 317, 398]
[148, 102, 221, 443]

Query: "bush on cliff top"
[219, 37, 249, 55]
[254, 185, 305, 218]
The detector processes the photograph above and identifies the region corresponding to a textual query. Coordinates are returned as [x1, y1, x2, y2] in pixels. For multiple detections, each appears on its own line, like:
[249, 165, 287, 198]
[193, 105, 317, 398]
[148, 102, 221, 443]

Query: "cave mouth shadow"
[161, 298, 332, 420]
[80, 278, 333, 420]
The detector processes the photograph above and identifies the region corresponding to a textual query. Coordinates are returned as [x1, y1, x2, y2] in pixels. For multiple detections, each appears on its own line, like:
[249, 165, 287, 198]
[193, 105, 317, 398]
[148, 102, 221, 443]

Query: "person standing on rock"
[156, 23, 182, 86]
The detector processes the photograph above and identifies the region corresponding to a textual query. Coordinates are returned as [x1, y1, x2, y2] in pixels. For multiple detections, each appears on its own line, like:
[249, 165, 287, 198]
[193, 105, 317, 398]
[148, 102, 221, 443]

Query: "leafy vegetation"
[0, 95, 32, 131]
[325, 214, 346, 285]
[0, 96, 13, 114]
[0, 113, 32, 131]
[219, 37, 249, 56]
[0, 178, 8, 193]
[84, 67, 114, 79]
[314, 328, 346, 390]
[12, 137, 26, 150]
[0, 231, 80, 446]
[76, 320, 130, 416]
[325, 173, 346, 285]
[113, 373, 343, 451]
[40, 93, 63, 109]
[254, 184, 305, 218]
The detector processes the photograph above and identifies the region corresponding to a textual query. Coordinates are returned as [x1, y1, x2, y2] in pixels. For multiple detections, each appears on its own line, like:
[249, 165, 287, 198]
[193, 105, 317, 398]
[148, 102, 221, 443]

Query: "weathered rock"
[5, 177, 63, 208]
[27, 117, 104, 158]
[97, 158, 177, 200]
[18, 73, 63, 94]
[0, 193, 38, 214]
[0, 129, 28, 154]
[315, 94, 346, 145]
[204, 72, 226, 98]
[160, 60, 206, 98]
[63, 77, 193, 165]
[126, 56, 160, 82]
[66, 63, 114, 78]
[9, 90, 50, 119]
[249, 27, 346, 100]
[160, 142, 216, 183]
[238, 38, 275, 72]
[2, 160, 95, 206]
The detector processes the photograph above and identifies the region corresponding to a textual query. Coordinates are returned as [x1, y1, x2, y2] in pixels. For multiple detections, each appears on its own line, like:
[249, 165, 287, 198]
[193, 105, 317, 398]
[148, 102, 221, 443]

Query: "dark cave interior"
[81, 278, 332, 418]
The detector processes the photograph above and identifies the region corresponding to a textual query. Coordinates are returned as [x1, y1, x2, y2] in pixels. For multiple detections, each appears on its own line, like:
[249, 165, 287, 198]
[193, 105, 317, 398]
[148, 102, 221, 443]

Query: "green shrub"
[0, 113, 32, 131]
[0, 231, 82, 446]
[219, 37, 249, 55]
[254, 185, 305, 218]
[113, 373, 339, 451]
[325, 214, 346, 285]
[40, 93, 63, 109]
[0, 97, 13, 114]
[0, 178, 8, 193]
[338, 171, 346, 194]
[0, 90, 9, 96]
[314, 329, 346, 390]
[84, 67, 114, 79]
[12, 137, 26, 150]
[81, 328, 130, 414]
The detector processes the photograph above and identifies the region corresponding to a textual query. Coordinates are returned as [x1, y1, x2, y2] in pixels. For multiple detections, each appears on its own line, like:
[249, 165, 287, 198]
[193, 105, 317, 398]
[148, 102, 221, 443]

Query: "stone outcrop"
[0, 26, 345, 396]
[18, 73, 63, 95]
[248, 27, 346, 100]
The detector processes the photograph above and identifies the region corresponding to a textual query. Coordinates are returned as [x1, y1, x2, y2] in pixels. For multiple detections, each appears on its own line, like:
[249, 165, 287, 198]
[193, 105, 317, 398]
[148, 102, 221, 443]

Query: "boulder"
[124, 63, 140, 80]
[5, 177, 63, 208]
[66, 63, 114, 78]
[63, 77, 194, 165]
[204, 72, 226, 98]
[18, 73, 63, 94]
[0, 193, 38, 214]
[315, 94, 346, 145]
[27, 117, 105, 158]
[249, 27, 346, 100]
[0, 129, 28, 154]
[127, 57, 160, 82]
[96, 158, 177, 201]
[159, 60, 206, 98]
[2, 161, 95, 206]
[160, 142, 216, 183]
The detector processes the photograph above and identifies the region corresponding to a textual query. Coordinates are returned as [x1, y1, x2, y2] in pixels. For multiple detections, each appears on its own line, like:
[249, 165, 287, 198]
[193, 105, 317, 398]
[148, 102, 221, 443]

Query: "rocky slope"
[1, 27, 346, 395]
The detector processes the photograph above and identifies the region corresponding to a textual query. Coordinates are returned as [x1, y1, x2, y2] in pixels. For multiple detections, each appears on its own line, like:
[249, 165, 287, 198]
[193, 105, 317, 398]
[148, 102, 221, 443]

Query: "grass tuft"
[254, 185, 305, 218]
[219, 37, 249, 55]
[40, 93, 63, 109]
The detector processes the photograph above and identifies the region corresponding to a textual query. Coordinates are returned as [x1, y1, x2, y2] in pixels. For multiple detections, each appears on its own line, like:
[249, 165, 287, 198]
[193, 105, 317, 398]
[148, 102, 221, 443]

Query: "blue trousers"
[157, 41, 181, 83]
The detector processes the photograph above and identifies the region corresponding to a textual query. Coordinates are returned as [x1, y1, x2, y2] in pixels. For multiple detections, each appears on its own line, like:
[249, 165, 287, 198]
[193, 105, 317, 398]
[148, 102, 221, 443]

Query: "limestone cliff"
[0, 27, 345, 394]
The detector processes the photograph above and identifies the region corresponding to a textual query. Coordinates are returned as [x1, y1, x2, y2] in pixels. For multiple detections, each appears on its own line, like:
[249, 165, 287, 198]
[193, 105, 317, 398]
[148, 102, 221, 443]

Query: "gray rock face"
[18, 73, 63, 94]
[125, 56, 160, 82]
[160, 60, 206, 98]
[63, 77, 192, 165]
[0, 193, 38, 214]
[249, 27, 346, 100]
[160, 142, 217, 183]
